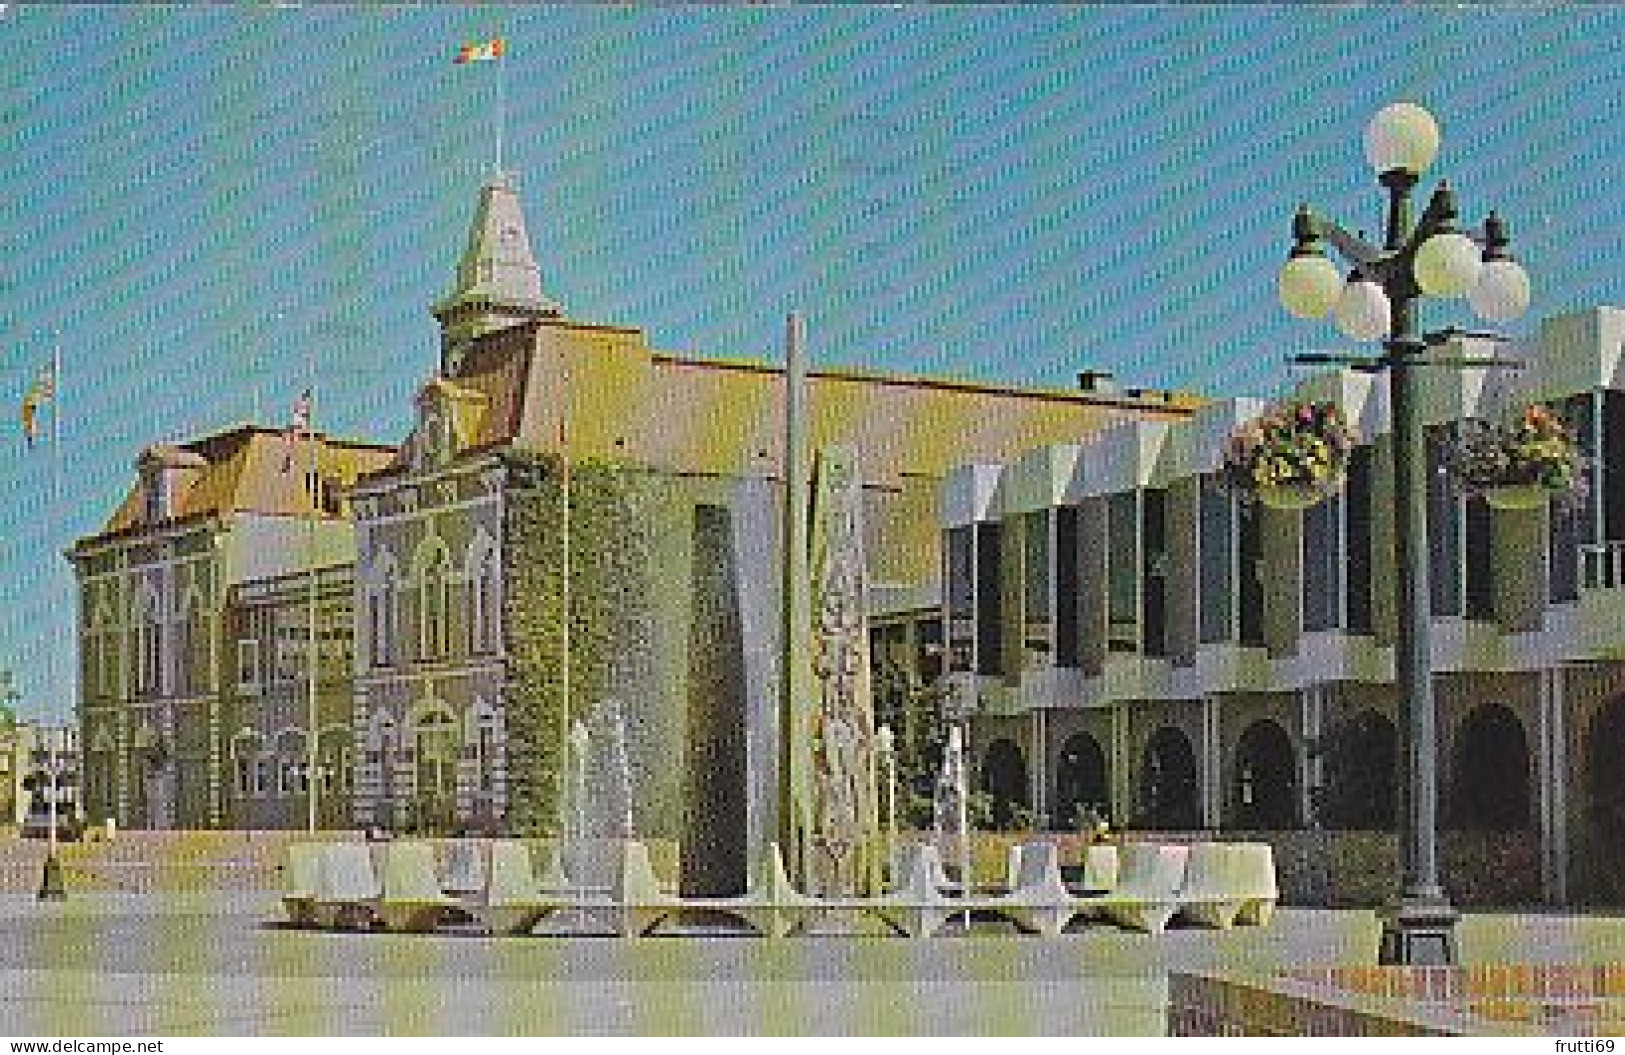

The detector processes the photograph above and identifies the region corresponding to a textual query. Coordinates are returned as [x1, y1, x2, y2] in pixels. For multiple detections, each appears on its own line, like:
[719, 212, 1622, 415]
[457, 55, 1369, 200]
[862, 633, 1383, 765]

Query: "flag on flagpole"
[20, 362, 54, 447]
[281, 389, 311, 473]
[454, 37, 506, 64]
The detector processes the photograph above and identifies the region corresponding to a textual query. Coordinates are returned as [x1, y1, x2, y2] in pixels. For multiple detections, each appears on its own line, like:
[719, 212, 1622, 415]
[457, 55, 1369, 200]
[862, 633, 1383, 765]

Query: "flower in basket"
[1223, 400, 1356, 509]
[1450, 404, 1585, 509]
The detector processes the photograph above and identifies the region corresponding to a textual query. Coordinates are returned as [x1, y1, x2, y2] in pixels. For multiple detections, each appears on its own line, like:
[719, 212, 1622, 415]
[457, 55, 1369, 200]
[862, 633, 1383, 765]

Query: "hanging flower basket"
[1449, 405, 1585, 511]
[1256, 481, 1331, 512]
[1224, 401, 1355, 511]
[1481, 483, 1553, 512]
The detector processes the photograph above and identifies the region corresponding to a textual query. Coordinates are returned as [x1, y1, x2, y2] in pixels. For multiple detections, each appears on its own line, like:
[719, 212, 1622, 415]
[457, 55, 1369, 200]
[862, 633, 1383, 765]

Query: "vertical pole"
[45, 727, 57, 860]
[558, 342, 572, 838]
[306, 388, 320, 835]
[495, 46, 507, 178]
[41, 334, 67, 897]
[780, 311, 810, 883]
[1377, 168, 1457, 965]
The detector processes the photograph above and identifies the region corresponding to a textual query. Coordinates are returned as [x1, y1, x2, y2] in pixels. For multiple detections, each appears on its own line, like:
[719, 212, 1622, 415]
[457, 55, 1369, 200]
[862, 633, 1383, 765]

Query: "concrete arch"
[1589, 695, 1625, 843]
[1231, 718, 1299, 830]
[1052, 731, 1109, 831]
[979, 737, 1029, 830]
[1318, 709, 1397, 830]
[1139, 725, 1199, 830]
[1450, 701, 1531, 830]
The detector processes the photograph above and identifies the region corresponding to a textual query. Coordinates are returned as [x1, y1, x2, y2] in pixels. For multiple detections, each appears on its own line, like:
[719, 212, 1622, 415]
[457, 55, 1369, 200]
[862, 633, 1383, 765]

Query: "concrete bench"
[311, 842, 381, 930]
[1087, 842, 1190, 933]
[279, 841, 324, 927]
[467, 840, 570, 936]
[377, 841, 462, 933]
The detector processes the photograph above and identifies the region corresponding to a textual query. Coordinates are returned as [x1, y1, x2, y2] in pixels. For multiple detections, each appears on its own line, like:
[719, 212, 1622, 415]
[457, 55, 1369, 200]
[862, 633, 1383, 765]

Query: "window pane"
[945, 526, 974, 673]
[1106, 492, 1140, 654]
[1199, 476, 1234, 644]
[1345, 447, 1374, 633]
[1055, 507, 1080, 668]
[975, 523, 1004, 676]
[1303, 492, 1342, 632]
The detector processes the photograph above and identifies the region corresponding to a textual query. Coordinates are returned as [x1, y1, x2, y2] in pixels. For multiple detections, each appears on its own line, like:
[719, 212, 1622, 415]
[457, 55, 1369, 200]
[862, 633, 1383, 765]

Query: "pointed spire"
[433, 172, 562, 374]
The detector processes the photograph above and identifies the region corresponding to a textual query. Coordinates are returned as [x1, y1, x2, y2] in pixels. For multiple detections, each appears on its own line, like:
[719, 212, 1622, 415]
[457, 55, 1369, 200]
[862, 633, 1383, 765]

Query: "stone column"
[1109, 704, 1130, 826]
[1301, 685, 1325, 828]
[1537, 666, 1569, 905]
[1201, 696, 1222, 829]
[1032, 708, 1049, 828]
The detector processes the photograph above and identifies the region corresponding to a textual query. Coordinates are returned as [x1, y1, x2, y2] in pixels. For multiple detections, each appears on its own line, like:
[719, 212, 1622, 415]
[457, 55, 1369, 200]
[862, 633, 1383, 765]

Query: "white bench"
[1087, 842, 1189, 933]
[279, 841, 324, 927]
[311, 842, 381, 930]
[377, 841, 462, 933]
[468, 840, 570, 936]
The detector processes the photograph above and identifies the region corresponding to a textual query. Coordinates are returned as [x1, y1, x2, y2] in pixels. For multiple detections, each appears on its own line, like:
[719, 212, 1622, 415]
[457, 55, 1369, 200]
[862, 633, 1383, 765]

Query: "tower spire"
[432, 172, 562, 375]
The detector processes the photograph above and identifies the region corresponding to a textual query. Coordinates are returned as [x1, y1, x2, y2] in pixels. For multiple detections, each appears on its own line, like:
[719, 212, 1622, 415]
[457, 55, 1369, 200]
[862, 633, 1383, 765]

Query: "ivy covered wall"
[499, 452, 686, 838]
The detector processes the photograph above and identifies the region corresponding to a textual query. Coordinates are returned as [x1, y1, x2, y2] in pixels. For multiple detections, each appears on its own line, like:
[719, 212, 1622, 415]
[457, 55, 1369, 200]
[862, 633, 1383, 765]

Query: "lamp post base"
[1377, 897, 1458, 965]
[36, 854, 66, 902]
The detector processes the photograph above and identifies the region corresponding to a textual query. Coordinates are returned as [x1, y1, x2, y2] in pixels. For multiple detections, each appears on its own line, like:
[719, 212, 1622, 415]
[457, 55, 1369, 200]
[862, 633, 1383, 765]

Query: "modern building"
[927, 307, 1625, 904]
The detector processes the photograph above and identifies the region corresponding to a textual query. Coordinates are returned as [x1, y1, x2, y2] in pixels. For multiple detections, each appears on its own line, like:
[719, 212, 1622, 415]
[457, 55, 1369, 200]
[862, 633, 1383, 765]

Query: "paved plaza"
[4, 892, 1625, 1035]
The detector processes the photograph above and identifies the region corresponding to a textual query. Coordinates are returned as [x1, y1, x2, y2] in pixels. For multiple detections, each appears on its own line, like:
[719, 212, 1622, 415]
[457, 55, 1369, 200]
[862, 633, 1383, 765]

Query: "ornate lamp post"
[1277, 103, 1531, 965]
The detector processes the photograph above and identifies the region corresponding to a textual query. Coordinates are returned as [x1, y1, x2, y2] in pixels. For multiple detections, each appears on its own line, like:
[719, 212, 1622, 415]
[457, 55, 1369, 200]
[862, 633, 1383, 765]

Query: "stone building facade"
[69, 429, 393, 829]
[72, 173, 1195, 863]
[343, 174, 1197, 875]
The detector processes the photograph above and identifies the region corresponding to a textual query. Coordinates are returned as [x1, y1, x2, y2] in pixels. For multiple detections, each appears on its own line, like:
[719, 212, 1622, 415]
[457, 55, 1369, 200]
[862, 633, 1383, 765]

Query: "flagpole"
[305, 378, 320, 835]
[495, 44, 507, 177]
[44, 332, 64, 895]
[558, 344, 571, 838]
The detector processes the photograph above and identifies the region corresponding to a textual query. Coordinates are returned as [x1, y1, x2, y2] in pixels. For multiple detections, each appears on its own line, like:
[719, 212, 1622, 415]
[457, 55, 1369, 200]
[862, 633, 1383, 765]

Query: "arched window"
[230, 731, 262, 798]
[466, 532, 501, 655]
[176, 585, 209, 697]
[413, 708, 459, 833]
[366, 549, 399, 668]
[276, 729, 307, 797]
[368, 711, 398, 808]
[1231, 719, 1299, 830]
[414, 540, 454, 662]
[132, 582, 163, 696]
[467, 701, 501, 795]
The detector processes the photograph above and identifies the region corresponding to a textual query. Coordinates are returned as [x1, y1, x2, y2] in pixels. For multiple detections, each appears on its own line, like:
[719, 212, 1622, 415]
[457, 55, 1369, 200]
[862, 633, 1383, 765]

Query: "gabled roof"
[87, 425, 396, 542]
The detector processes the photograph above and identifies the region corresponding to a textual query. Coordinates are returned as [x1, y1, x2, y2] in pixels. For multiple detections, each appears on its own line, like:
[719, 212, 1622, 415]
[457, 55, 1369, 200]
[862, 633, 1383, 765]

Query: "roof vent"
[1078, 370, 1118, 394]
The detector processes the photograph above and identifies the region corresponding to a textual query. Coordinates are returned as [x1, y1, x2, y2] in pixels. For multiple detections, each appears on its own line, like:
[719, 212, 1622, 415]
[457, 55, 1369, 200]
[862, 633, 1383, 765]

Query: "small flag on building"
[281, 389, 311, 473]
[20, 363, 54, 447]
[454, 37, 506, 64]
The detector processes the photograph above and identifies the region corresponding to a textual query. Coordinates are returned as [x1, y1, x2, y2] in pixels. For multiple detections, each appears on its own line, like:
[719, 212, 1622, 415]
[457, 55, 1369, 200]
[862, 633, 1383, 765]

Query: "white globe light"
[1335, 277, 1392, 342]
[1365, 102, 1441, 175]
[1413, 232, 1482, 297]
[1278, 255, 1343, 319]
[1470, 259, 1531, 322]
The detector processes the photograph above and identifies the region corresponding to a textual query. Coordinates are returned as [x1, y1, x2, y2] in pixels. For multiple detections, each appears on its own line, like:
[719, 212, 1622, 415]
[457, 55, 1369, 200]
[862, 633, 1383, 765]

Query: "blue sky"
[2, 4, 1622, 718]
